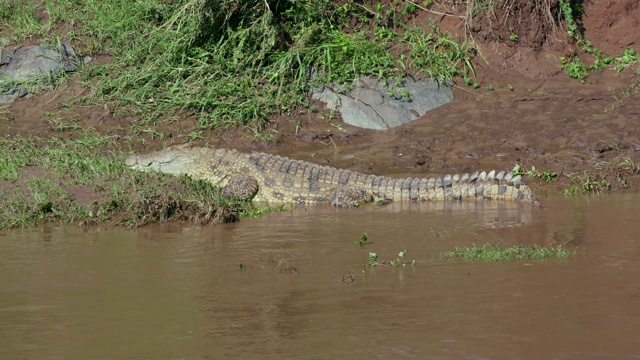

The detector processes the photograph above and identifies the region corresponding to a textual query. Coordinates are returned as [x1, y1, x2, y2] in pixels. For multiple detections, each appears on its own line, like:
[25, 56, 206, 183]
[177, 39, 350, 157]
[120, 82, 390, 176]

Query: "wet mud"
[1, 194, 639, 359]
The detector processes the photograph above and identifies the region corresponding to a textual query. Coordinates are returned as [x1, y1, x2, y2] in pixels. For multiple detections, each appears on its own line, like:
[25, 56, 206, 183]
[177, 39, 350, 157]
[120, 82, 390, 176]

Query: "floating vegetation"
[368, 250, 416, 268]
[443, 243, 574, 262]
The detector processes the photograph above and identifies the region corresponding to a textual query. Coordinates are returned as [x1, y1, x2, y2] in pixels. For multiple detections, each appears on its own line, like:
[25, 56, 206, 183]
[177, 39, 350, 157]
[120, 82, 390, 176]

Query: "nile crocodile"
[126, 144, 540, 207]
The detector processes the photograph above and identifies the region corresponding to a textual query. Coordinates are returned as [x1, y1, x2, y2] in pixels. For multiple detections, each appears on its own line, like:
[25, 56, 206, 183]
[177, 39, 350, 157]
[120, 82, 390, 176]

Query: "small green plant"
[618, 155, 640, 174]
[400, 88, 411, 102]
[238, 208, 266, 217]
[290, 119, 302, 136]
[563, 186, 580, 196]
[614, 48, 639, 75]
[372, 197, 388, 204]
[239, 204, 287, 217]
[355, 232, 369, 247]
[486, 84, 494, 91]
[188, 131, 203, 141]
[401, 3, 417, 16]
[512, 164, 557, 182]
[49, 118, 81, 132]
[328, 121, 345, 131]
[559, 0, 580, 37]
[368, 250, 415, 267]
[537, 170, 557, 182]
[560, 56, 589, 82]
[509, 28, 518, 42]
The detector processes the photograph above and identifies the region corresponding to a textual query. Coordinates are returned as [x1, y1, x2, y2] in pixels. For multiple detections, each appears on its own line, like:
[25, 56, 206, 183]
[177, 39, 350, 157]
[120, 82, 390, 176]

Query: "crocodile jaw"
[125, 149, 196, 176]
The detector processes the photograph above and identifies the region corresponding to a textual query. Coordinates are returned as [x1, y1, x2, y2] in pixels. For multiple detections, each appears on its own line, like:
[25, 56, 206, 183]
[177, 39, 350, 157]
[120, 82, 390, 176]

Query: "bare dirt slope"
[3, 0, 640, 196]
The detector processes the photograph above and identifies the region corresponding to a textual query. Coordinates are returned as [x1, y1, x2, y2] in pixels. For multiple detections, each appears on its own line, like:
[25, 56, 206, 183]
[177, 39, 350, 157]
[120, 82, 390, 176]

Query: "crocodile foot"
[221, 175, 259, 201]
[330, 186, 372, 207]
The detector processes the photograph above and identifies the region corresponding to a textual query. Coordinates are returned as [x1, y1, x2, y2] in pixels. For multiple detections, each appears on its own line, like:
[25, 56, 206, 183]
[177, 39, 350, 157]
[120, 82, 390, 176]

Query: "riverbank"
[1, 0, 639, 229]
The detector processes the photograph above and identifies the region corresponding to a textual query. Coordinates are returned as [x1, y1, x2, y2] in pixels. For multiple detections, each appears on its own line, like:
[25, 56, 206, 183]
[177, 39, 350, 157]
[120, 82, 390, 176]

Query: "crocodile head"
[126, 144, 200, 175]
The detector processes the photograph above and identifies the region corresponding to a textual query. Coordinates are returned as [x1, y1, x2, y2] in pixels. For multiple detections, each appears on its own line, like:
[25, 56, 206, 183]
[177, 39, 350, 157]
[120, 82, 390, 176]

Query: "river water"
[1, 194, 639, 359]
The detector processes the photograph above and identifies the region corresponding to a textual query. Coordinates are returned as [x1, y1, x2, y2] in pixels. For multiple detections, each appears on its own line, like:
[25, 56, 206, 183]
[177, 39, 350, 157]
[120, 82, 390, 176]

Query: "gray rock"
[0, 43, 82, 104]
[311, 76, 454, 130]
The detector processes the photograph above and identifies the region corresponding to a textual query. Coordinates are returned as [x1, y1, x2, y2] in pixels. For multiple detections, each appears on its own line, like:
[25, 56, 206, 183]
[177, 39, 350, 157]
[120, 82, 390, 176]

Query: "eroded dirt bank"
[255, 0, 640, 194]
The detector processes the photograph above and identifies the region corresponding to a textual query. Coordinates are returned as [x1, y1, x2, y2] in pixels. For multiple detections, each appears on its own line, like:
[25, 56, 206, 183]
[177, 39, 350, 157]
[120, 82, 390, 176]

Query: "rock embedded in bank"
[311, 76, 454, 130]
[0, 43, 85, 104]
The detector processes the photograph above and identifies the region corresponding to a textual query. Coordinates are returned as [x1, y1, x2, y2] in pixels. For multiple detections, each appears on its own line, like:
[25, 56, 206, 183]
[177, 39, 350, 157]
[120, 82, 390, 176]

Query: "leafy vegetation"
[368, 249, 416, 268]
[558, 0, 639, 82]
[355, 232, 369, 247]
[355, 233, 415, 269]
[512, 164, 557, 183]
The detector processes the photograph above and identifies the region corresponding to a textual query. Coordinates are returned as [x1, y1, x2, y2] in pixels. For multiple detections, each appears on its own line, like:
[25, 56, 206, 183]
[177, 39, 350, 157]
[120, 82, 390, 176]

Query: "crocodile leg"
[221, 174, 259, 201]
[329, 185, 373, 207]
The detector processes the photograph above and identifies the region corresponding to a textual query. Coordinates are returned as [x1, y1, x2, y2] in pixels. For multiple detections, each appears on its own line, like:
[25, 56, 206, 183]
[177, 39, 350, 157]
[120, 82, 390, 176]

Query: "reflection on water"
[1, 194, 639, 359]
[355, 199, 535, 228]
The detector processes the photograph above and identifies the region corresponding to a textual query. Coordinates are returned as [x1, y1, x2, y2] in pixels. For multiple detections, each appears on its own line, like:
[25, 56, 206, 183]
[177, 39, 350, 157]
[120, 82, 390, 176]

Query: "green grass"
[402, 25, 476, 85]
[0, 131, 247, 229]
[0, 0, 475, 132]
[2, 0, 633, 135]
[443, 243, 574, 261]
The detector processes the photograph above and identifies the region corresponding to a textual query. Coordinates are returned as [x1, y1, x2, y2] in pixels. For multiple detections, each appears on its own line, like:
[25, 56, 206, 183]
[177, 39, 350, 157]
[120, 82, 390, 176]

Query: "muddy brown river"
[1, 194, 639, 359]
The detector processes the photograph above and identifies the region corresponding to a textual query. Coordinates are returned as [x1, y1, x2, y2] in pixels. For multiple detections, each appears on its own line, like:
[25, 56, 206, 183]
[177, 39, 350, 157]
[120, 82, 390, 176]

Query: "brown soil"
[3, 0, 640, 199]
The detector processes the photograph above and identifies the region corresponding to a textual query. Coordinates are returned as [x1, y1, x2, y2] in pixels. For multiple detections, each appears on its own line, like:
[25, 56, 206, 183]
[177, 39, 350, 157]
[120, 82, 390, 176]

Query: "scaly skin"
[126, 144, 540, 207]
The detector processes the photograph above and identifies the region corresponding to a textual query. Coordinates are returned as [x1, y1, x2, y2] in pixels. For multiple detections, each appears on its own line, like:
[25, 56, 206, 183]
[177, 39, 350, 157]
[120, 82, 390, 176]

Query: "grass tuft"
[443, 243, 574, 261]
